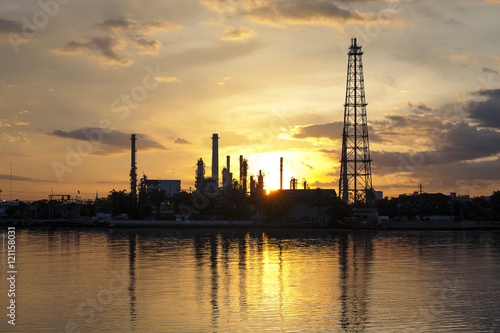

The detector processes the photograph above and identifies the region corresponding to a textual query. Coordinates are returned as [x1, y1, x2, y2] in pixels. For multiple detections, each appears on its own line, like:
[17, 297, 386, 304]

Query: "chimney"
[280, 157, 283, 190]
[211, 133, 219, 184]
[130, 134, 137, 197]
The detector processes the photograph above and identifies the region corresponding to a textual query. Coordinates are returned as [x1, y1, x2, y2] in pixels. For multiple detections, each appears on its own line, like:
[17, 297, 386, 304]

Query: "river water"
[1, 228, 500, 332]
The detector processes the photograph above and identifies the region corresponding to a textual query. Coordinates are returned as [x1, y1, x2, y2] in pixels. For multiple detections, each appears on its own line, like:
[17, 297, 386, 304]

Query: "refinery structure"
[128, 37, 375, 204]
[5, 38, 500, 228]
[118, 37, 376, 224]
[2, 38, 377, 223]
[339, 38, 373, 204]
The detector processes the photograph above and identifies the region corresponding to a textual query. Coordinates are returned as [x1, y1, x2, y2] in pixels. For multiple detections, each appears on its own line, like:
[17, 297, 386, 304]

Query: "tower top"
[348, 37, 363, 56]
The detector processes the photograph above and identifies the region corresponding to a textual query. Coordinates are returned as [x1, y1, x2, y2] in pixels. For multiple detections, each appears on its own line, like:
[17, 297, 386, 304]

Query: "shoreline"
[2, 219, 500, 231]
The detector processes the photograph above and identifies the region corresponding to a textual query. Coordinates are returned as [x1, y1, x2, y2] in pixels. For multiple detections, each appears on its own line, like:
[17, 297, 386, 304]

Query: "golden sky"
[1, 0, 500, 200]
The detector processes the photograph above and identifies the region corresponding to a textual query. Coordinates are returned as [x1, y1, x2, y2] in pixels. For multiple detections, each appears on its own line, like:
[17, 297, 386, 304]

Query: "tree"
[491, 191, 500, 214]
[148, 189, 167, 220]
[107, 189, 130, 216]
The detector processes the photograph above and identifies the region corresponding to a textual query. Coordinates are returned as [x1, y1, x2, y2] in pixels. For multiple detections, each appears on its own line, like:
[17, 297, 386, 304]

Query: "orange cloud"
[221, 26, 255, 41]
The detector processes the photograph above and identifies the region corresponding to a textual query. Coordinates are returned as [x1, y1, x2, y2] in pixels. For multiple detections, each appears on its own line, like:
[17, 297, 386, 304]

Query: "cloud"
[301, 161, 314, 170]
[202, 0, 403, 28]
[0, 17, 23, 33]
[290, 92, 500, 193]
[1, 132, 30, 144]
[410, 1, 465, 27]
[155, 76, 182, 83]
[468, 89, 500, 129]
[174, 138, 192, 145]
[483, 67, 499, 74]
[56, 17, 181, 66]
[98, 16, 181, 33]
[0, 111, 31, 128]
[50, 128, 168, 154]
[290, 122, 344, 141]
[288, 121, 387, 144]
[450, 55, 478, 61]
[133, 38, 161, 55]
[221, 26, 255, 41]
[58, 37, 132, 66]
[0, 174, 54, 183]
[98, 16, 135, 31]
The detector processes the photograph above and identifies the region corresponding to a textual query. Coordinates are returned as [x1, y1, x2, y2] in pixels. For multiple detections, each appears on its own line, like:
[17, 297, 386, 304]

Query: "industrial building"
[141, 179, 181, 197]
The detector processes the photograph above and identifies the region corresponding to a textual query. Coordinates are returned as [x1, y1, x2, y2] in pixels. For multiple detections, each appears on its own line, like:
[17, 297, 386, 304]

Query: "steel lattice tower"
[339, 38, 373, 203]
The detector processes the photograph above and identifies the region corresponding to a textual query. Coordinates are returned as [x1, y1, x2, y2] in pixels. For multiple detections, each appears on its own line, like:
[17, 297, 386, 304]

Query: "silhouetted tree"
[107, 189, 130, 217]
[148, 189, 167, 220]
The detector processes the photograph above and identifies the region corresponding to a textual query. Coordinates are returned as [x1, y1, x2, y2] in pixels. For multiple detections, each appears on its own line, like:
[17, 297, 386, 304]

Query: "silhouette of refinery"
[115, 38, 370, 225]
[4, 37, 498, 227]
[130, 38, 375, 204]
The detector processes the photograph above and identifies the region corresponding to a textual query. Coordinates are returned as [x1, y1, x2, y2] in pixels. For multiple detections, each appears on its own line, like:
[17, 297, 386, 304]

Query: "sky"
[1, 0, 500, 201]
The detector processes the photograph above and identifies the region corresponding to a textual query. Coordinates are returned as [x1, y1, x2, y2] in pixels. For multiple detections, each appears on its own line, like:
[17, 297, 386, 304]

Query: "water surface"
[2, 228, 500, 332]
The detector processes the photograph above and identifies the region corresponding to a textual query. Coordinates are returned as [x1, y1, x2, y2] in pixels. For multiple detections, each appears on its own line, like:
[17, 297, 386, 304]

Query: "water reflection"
[14, 229, 500, 332]
[128, 232, 137, 325]
[339, 233, 373, 332]
[209, 235, 219, 332]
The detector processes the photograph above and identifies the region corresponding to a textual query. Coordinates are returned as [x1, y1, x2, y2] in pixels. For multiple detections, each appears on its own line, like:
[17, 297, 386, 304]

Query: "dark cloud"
[57, 17, 181, 65]
[98, 16, 181, 33]
[0, 18, 23, 33]
[174, 138, 192, 145]
[291, 121, 387, 144]
[50, 128, 168, 154]
[468, 89, 500, 128]
[203, 0, 400, 27]
[407, 101, 433, 114]
[373, 122, 500, 171]
[98, 16, 135, 31]
[292, 122, 344, 141]
[133, 38, 161, 54]
[483, 67, 498, 74]
[0, 174, 53, 182]
[59, 37, 132, 66]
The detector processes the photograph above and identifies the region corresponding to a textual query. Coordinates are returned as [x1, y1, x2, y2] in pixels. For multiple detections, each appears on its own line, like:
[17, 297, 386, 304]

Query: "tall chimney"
[211, 133, 219, 184]
[280, 157, 283, 190]
[130, 134, 137, 197]
[227, 155, 230, 174]
[239, 155, 243, 187]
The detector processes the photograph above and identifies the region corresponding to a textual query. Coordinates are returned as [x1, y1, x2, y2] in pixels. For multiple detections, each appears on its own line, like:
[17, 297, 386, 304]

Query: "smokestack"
[280, 157, 283, 190]
[211, 133, 219, 184]
[227, 155, 230, 174]
[239, 155, 243, 186]
[130, 134, 137, 197]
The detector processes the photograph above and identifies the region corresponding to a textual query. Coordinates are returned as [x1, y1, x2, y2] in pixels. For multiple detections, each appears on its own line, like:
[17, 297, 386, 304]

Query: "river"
[1, 228, 500, 332]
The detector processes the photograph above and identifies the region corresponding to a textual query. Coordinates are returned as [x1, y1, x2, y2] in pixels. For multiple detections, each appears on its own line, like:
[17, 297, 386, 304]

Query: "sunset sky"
[1, 0, 500, 201]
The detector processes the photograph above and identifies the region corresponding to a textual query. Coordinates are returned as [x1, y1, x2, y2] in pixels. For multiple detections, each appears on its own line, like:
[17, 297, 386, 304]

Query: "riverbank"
[384, 220, 500, 230]
[2, 219, 500, 230]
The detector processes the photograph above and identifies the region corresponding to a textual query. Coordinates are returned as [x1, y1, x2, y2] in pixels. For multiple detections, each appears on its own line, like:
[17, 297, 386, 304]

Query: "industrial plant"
[5, 38, 498, 229]
[108, 38, 373, 225]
